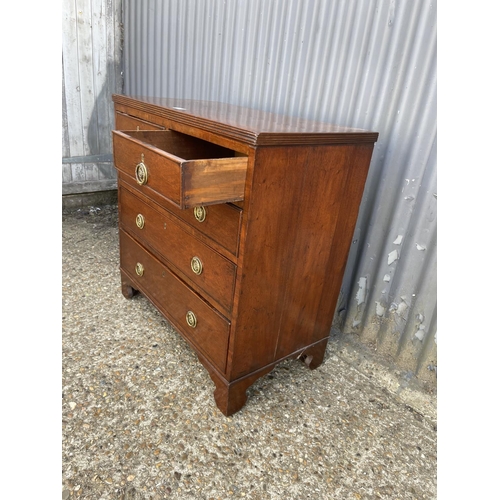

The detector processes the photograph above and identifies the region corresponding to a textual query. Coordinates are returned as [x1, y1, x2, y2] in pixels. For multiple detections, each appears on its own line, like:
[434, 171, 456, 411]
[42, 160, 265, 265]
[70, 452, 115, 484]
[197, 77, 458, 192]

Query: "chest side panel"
[228, 143, 374, 379]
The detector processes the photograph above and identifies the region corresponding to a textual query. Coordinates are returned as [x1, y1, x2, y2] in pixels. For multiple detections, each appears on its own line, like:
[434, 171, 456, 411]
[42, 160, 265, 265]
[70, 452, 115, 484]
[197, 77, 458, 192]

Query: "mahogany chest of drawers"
[112, 94, 378, 416]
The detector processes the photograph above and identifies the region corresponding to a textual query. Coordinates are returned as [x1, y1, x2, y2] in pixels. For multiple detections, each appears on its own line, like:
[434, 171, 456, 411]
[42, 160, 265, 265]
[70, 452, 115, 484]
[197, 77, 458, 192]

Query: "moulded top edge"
[112, 94, 379, 146]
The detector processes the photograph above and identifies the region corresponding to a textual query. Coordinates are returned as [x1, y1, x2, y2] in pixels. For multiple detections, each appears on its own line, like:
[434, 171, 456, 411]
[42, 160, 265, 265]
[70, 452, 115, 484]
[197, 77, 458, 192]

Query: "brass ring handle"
[135, 161, 148, 185]
[193, 206, 206, 223]
[135, 262, 144, 276]
[190, 256, 203, 275]
[136, 214, 145, 229]
[186, 310, 197, 328]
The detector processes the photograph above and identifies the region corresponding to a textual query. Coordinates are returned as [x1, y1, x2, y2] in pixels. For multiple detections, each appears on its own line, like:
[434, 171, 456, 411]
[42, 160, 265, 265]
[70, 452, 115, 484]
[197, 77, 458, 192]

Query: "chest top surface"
[112, 94, 379, 147]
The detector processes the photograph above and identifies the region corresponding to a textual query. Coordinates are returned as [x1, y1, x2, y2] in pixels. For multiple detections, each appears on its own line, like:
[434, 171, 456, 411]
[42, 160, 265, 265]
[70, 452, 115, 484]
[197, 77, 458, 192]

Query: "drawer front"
[120, 185, 236, 314]
[112, 129, 248, 209]
[120, 230, 230, 373]
[113, 130, 180, 204]
[115, 111, 165, 131]
[169, 202, 242, 257]
[120, 174, 242, 257]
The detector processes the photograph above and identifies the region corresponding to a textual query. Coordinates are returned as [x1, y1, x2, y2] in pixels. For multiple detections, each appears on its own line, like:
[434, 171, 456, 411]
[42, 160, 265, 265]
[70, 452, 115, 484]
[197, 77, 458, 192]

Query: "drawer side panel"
[183, 158, 248, 207]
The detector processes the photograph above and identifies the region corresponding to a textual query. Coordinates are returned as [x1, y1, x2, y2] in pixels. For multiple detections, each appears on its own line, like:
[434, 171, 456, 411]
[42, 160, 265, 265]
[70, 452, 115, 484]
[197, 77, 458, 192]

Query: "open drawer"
[112, 129, 248, 209]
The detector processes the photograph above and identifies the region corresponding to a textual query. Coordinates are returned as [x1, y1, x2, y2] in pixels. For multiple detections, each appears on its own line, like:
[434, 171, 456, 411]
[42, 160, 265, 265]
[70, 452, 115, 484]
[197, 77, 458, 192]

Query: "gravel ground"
[62, 204, 437, 500]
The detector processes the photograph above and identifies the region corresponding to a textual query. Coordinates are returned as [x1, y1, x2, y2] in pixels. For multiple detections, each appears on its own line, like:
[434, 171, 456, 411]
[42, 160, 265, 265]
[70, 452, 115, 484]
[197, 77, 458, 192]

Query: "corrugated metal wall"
[122, 0, 437, 387]
[62, 0, 123, 195]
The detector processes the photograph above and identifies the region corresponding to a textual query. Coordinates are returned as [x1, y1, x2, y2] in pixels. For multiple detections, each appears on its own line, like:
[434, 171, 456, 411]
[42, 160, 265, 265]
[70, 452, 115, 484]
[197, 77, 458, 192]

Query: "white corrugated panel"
[62, 0, 123, 194]
[123, 0, 437, 386]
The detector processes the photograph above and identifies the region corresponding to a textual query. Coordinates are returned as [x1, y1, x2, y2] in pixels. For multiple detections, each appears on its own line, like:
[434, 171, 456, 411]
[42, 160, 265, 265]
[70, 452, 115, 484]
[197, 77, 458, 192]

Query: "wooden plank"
[62, 179, 117, 195]
[75, 0, 96, 157]
[106, 0, 122, 133]
[90, 0, 111, 154]
[62, 164, 72, 184]
[71, 163, 85, 183]
[84, 163, 99, 181]
[62, 60, 71, 158]
[62, 0, 123, 194]
[97, 163, 117, 181]
[62, 0, 84, 157]
[107, 0, 122, 100]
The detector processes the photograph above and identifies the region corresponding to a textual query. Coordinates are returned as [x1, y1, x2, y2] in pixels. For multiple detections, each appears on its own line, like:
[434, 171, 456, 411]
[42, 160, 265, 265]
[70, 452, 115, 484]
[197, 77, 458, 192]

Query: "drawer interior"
[124, 129, 241, 161]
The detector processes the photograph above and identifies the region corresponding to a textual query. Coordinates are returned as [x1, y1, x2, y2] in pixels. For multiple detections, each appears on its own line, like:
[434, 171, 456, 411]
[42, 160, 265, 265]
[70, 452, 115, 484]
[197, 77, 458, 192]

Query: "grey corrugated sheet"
[123, 0, 437, 386]
[62, 0, 123, 195]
